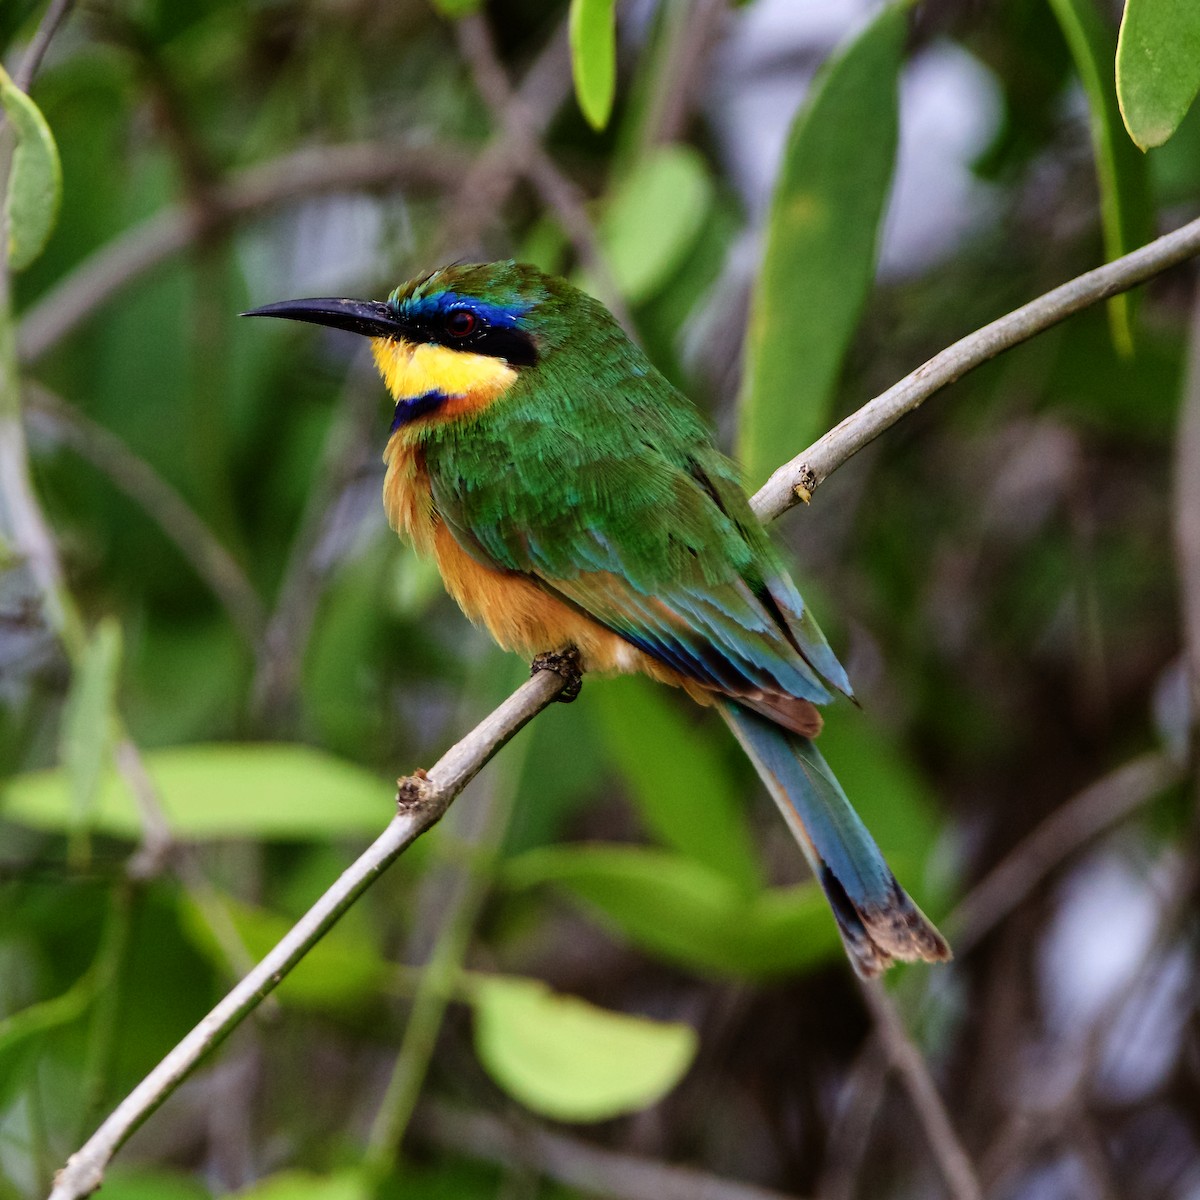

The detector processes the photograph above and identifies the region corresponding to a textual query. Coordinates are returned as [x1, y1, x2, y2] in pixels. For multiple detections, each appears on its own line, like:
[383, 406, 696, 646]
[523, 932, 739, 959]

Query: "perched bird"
[245, 261, 950, 977]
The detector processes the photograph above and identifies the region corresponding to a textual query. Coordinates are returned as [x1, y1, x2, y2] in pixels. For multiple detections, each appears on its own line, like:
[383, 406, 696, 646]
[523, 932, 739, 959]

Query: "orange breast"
[381, 428, 705, 695]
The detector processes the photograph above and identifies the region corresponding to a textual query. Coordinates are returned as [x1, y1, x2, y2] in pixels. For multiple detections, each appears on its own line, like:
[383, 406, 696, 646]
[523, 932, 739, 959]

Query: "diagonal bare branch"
[858, 979, 983, 1200]
[948, 750, 1183, 955]
[752, 213, 1200, 519]
[47, 668, 566, 1200]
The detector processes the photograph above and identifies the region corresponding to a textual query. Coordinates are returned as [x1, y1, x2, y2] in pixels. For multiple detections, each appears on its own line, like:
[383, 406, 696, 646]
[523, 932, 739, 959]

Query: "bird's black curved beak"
[240, 297, 407, 339]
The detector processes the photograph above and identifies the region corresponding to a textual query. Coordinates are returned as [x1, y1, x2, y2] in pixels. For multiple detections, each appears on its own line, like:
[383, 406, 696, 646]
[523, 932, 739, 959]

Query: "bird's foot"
[530, 646, 583, 702]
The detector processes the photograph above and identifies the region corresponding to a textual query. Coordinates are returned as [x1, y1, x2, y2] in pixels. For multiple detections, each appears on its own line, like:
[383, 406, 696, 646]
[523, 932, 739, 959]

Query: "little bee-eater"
[245, 261, 950, 977]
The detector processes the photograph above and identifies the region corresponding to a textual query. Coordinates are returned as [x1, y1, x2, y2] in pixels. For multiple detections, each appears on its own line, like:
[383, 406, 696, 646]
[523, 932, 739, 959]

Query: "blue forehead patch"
[390, 290, 532, 329]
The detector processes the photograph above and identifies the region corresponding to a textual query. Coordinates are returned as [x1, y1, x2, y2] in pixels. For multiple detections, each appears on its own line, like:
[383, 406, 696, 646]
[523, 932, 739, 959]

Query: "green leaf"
[1116, 0, 1200, 150]
[1, 744, 393, 840]
[231, 1171, 368, 1200]
[177, 894, 389, 1011]
[0, 65, 63, 270]
[592, 677, 760, 893]
[59, 618, 122, 838]
[569, 0, 617, 131]
[427, 0, 483, 16]
[596, 146, 714, 303]
[1049, 0, 1153, 354]
[99, 1168, 213, 1200]
[470, 974, 696, 1121]
[737, 3, 905, 488]
[505, 845, 839, 978]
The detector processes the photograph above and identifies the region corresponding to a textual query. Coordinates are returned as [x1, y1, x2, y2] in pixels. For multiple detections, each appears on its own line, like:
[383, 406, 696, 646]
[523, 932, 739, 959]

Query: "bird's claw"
[530, 646, 583, 702]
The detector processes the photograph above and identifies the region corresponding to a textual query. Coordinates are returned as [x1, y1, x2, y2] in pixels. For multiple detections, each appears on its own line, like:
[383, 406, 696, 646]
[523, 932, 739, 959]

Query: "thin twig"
[1175, 286, 1200, 757]
[858, 980, 983, 1200]
[948, 750, 1183, 956]
[46, 668, 566, 1200]
[16, 141, 469, 363]
[454, 14, 635, 329]
[415, 1100, 803, 1200]
[13, 0, 76, 92]
[817, 1032, 889, 1200]
[24, 384, 267, 647]
[438, 20, 572, 254]
[751, 213, 1200, 519]
[979, 851, 1195, 1195]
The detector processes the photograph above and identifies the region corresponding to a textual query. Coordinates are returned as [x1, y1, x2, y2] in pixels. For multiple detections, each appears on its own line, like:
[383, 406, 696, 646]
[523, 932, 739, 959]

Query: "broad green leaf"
[593, 676, 760, 893]
[0, 65, 63, 270]
[232, 1171, 367, 1200]
[505, 845, 839, 977]
[1049, 0, 1153, 354]
[737, 4, 905, 488]
[59, 618, 122, 839]
[1, 744, 393, 840]
[1116, 0, 1200, 150]
[569, 0, 617, 130]
[597, 146, 713, 303]
[177, 894, 389, 1011]
[470, 974, 696, 1121]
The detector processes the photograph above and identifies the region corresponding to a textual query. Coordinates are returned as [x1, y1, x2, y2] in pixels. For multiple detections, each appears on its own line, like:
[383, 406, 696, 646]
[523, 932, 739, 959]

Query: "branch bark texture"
[751, 213, 1200, 519]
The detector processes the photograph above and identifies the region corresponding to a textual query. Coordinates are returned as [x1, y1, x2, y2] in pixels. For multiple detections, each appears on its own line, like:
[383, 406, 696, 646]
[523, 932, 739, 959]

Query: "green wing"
[421, 360, 850, 703]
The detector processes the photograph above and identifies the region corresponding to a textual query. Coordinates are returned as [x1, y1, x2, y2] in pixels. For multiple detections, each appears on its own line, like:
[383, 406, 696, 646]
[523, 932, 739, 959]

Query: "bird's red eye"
[446, 309, 477, 337]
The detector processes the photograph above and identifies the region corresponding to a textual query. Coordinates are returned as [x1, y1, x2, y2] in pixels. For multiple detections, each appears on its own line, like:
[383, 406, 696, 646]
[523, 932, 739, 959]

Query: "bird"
[244, 260, 950, 977]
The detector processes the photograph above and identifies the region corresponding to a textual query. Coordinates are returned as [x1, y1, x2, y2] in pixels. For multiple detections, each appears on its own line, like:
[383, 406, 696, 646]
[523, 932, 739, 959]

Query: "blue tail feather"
[720, 699, 949, 976]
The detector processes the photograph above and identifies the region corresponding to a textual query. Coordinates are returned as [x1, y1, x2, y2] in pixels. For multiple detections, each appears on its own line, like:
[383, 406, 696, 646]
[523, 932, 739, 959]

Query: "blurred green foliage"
[1, 0, 1197, 1197]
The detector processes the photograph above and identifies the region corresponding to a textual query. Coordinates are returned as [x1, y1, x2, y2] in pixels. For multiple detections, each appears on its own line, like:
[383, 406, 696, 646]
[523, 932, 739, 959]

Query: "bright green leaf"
[59, 618, 122, 839]
[1116, 0, 1200, 150]
[1049, 0, 1153, 353]
[177, 894, 389, 1011]
[737, 3, 905, 488]
[593, 676, 760, 893]
[99, 1168, 212, 1200]
[232, 1171, 368, 1200]
[596, 146, 713, 303]
[569, 0, 617, 130]
[505, 845, 839, 977]
[427, 0, 483, 16]
[0, 65, 63, 270]
[470, 974, 696, 1121]
[1, 744, 393, 840]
